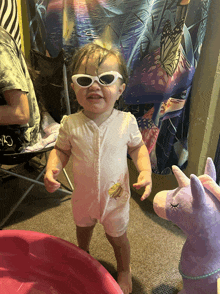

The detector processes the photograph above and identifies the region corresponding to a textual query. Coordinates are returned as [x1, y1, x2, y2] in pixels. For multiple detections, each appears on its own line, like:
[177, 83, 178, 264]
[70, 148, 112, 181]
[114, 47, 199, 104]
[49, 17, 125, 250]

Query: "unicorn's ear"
[172, 165, 190, 187]
[190, 174, 207, 209]
[204, 157, 216, 181]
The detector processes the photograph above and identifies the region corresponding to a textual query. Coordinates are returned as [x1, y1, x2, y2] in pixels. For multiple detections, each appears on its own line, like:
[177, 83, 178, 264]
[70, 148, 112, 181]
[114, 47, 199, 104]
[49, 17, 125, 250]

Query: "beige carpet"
[0, 155, 186, 294]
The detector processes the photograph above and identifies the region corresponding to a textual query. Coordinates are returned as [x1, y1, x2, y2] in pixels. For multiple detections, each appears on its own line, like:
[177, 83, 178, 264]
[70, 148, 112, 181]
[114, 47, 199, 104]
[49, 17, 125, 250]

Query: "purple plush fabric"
[153, 157, 220, 294]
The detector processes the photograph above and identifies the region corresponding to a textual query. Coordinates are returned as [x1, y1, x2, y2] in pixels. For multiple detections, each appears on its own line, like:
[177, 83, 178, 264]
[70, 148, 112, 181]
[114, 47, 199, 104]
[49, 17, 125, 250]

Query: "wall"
[185, 0, 220, 177]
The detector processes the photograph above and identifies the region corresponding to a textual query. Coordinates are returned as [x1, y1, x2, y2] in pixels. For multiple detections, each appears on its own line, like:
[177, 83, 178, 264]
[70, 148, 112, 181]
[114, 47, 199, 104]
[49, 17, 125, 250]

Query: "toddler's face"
[71, 53, 125, 120]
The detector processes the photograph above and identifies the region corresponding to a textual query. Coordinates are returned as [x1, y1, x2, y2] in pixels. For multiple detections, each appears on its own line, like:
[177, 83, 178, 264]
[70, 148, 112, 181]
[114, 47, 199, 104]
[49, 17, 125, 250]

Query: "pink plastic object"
[0, 230, 123, 294]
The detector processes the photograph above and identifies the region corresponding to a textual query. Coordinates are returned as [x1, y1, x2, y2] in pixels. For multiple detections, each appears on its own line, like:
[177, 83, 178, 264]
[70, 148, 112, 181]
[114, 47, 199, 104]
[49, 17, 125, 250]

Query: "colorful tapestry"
[26, 0, 212, 174]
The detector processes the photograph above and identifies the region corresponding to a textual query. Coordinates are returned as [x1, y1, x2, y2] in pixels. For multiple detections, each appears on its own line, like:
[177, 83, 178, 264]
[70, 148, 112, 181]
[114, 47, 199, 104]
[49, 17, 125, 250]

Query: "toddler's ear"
[118, 83, 126, 96]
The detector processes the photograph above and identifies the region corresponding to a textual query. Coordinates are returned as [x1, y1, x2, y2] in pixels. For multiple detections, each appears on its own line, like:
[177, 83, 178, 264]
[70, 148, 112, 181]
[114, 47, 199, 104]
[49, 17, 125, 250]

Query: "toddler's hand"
[133, 171, 152, 201]
[44, 168, 61, 193]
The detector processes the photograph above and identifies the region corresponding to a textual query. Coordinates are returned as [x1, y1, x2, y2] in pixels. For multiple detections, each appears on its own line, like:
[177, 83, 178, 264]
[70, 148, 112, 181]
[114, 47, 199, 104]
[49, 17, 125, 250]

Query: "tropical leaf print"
[160, 19, 185, 76]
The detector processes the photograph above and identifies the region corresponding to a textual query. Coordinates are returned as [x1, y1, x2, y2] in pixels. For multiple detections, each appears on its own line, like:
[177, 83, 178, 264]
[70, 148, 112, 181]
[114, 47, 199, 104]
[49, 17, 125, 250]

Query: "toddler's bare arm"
[46, 146, 71, 171]
[44, 146, 71, 193]
[128, 142, 152, 201]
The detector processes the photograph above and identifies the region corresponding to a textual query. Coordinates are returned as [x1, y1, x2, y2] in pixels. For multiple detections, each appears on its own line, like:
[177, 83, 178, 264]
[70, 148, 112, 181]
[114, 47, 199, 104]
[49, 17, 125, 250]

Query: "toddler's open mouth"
[87, 94, 103, 100]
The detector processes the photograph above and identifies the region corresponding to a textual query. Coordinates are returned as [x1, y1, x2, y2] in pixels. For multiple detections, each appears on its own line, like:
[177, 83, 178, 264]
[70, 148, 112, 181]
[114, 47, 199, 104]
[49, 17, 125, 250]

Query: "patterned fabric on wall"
[0, 0, 21, 49]
[26, 0, 212, 174]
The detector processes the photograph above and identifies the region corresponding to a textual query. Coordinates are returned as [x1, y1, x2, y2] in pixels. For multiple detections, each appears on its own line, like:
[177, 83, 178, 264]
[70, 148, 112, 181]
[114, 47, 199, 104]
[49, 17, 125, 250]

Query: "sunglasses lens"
[99, 74, 115, 85]
[77, 77, 92, 86]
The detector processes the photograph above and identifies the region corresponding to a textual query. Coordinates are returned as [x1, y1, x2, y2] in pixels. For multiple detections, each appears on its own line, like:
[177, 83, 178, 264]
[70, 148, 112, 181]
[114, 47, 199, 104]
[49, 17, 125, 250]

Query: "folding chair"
[0, 147, 73, 228]
[0, 1, 76, 228]
[0, 49, 75, 231]
[0, 56, 74, 228]
[0, 47, 75, 228]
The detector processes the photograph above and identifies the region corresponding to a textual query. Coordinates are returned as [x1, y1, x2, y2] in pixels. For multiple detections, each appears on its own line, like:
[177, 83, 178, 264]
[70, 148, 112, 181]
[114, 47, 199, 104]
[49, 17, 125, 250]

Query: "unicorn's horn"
[172, 165, 190, 187]
[204, 157, 216, 181]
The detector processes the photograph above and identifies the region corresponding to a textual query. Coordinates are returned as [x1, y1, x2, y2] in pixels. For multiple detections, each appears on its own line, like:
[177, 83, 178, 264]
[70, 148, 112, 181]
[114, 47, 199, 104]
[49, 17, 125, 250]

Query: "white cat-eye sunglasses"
[71, 71, 123, 88]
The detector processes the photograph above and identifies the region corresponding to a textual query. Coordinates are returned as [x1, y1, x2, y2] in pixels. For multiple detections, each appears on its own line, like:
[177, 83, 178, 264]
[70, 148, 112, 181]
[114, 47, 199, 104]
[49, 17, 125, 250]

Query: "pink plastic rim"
[0, 230, 123, 294]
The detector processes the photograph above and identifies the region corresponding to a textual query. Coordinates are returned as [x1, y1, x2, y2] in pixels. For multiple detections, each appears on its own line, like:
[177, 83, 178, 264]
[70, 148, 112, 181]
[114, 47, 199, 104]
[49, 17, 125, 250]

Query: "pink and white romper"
[55, 109, 143, 237]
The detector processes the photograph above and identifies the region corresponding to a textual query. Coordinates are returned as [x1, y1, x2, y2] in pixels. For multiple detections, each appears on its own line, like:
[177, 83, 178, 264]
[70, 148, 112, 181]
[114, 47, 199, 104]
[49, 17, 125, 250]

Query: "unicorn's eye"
[171, 203, 179, 208]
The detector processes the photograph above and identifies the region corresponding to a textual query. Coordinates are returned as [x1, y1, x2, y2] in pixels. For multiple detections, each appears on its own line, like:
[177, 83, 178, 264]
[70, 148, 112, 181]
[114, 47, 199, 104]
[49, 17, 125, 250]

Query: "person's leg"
[106, 231, 132, 294]
[76, 224, 96, 252]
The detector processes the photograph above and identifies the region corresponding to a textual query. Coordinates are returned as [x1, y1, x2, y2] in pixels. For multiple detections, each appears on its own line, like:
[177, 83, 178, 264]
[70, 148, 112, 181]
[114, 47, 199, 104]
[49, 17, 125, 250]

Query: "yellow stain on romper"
[108, 183, 123, 199]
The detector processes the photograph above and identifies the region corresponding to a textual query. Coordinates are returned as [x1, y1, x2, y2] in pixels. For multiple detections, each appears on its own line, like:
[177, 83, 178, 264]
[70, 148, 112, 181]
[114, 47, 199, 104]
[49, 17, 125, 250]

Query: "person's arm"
[0, 89, 30, 125]
[128, 142, 152, 201]
[44, 146, 71, 193]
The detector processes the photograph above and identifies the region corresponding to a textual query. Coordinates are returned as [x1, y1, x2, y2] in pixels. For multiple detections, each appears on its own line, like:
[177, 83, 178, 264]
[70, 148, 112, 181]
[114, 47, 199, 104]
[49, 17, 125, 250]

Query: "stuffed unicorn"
[153, 157, 220, 294]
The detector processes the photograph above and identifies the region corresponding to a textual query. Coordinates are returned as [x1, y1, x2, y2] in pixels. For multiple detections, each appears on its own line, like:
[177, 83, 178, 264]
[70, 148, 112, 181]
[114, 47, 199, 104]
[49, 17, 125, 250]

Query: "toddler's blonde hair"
[70, 43, 128, 85]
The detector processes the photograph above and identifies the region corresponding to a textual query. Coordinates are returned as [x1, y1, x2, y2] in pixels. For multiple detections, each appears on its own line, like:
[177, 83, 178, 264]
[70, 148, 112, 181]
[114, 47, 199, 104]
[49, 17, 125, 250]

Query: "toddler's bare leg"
[106, 232, 132, 294]
[76, 225, 95, 252]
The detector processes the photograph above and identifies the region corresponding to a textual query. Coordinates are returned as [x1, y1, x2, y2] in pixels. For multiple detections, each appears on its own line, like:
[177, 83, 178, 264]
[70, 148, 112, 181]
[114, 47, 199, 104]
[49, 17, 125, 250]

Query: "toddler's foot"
[117, 268, 132, 294]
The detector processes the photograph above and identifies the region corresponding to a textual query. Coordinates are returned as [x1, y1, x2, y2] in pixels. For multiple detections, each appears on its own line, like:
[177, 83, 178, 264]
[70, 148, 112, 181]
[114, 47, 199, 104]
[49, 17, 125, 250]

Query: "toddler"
[44, 43, 152, 294]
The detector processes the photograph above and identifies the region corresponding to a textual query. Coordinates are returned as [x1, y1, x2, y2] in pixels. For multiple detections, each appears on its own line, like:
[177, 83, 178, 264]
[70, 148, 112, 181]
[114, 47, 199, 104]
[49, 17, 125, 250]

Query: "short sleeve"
[127, 113, 143, 148]
[55, 116, 72, 152]
[0, 42, 28, 93]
